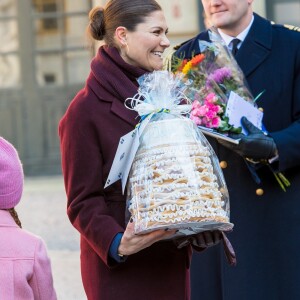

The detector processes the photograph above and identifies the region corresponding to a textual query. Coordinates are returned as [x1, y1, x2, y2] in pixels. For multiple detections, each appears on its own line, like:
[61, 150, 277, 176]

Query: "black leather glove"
[174, 231, 237, 266]
[218, 117, 277, 160]
[174, 230, 222, 249]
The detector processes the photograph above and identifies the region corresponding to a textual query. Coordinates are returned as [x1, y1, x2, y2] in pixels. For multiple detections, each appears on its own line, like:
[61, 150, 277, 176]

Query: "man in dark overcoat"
[173, 0, 300, 299]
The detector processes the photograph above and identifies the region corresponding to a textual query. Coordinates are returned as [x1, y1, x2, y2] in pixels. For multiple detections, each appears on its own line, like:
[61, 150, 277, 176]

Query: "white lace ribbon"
[125, 71, 192, 117]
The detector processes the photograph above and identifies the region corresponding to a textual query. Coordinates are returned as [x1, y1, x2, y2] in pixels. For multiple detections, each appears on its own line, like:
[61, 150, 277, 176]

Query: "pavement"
[18, 176, 86, 300]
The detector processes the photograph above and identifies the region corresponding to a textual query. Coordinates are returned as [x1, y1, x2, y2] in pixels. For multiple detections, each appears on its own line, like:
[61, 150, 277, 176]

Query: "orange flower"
[190, 54, 205, 66]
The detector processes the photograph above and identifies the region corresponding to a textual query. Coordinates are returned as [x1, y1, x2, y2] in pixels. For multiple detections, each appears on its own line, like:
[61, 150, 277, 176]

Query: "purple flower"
[207, 67, 232, 87]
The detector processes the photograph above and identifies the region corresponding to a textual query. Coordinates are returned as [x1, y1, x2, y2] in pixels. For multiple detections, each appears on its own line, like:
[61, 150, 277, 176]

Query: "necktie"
[231, 38, 240, 56]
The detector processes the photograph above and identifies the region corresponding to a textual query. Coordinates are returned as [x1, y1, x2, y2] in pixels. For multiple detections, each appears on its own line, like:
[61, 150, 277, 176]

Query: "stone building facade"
[0, 0, 299, 175]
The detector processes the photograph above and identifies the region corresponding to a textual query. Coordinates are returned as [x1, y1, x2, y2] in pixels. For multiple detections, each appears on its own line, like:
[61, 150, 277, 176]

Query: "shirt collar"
[218, 15, 254, 47]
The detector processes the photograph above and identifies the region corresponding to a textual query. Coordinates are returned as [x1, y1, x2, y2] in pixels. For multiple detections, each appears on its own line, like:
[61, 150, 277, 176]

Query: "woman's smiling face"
[119, 10, 170, 71]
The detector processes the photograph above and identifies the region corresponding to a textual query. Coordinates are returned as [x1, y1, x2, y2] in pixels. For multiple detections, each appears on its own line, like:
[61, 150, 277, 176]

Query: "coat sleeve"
[58, 90, 124, 268]
[269, 34, 300, 171]
[30, 239, 57, 300]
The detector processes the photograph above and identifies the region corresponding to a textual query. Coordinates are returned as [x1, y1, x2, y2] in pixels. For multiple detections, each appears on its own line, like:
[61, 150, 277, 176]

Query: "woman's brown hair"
[88, 0, 162, 46]
[8, 208, 22, 228]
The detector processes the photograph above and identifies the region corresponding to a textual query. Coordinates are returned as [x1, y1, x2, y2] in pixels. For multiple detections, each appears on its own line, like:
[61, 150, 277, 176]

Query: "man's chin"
[210, 14, 229, 28]
[211, 19, 225, 28]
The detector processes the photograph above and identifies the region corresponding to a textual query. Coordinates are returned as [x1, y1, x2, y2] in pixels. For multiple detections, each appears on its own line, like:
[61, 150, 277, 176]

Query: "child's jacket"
[0, 210, 57, 300]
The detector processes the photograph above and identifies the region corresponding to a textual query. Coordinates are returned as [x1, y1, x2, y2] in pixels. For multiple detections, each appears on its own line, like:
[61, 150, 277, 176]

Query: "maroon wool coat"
[59, 47, 192, 300]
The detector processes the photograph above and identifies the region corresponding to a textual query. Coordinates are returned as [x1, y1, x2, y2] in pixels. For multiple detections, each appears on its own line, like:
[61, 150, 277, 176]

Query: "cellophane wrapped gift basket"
[125, 71, 233, 235]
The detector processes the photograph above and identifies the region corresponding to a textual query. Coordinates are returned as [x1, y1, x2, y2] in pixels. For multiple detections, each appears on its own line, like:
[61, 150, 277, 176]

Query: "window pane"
[0, 20, 19, 52]
[0, 0, 17, 17]
[35, 53, 64, 86]
[31, 0, 61, 14]
[0, 54, 20, 88]
[32, 0, 62, 50]
[64, 0, 91, 13]
[34, 18, 62, 50]
[65, 15, 89, 48]
[67, 50, 91, 84]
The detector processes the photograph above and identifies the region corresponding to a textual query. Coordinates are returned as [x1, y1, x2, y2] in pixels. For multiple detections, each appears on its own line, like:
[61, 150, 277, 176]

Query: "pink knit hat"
[0, 137, 24, 209]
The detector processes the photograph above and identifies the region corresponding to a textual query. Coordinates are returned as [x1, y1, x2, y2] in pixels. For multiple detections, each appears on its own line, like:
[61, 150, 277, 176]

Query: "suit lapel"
[236, 14, 273, 77]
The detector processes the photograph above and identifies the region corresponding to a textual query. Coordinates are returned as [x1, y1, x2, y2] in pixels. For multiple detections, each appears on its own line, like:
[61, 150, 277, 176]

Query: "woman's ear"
[115, 26, 127, 46]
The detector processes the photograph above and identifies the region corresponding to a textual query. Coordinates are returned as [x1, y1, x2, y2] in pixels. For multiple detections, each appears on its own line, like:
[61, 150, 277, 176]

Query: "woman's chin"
[152, 63, 163, 71]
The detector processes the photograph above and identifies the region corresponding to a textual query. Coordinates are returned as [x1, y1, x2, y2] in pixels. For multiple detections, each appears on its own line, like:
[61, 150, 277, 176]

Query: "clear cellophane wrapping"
[126, 71, 233, 235]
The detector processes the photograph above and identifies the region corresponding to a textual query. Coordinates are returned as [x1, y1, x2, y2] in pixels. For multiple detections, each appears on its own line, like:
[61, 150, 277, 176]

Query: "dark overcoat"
[175, 13, 300, 300]
[59, 47, 192, 300]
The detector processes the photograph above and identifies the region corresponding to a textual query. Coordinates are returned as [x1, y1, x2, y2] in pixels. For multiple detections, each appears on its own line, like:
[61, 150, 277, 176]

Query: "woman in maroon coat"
[58, 1, 222, 299]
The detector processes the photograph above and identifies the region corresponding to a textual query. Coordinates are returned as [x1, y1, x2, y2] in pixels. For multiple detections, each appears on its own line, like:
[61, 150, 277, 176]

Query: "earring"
[122, 40, 129, 53]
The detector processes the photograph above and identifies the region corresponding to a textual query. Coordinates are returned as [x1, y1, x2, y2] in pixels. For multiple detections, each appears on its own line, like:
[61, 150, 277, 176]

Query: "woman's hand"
[118, 220, 176, 256]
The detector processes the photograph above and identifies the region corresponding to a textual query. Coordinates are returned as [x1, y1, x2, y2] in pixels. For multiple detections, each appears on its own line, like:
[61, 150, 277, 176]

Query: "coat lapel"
[87, 73, 139, 127]
[110, 98, 139, 127]
[236, 14, 272, 77]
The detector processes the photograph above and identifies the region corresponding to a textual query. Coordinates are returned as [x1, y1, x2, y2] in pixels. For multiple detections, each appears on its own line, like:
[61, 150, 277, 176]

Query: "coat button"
[256, 188, 264, 196]
[219, 161, 228, 169]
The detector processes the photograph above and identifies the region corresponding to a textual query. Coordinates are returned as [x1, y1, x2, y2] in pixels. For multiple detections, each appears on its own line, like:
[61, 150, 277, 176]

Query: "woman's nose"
[161, 35, 170, 48]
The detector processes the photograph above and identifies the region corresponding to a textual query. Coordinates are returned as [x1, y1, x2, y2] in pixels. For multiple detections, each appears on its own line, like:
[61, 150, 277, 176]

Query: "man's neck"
[218, 15, 254, 44]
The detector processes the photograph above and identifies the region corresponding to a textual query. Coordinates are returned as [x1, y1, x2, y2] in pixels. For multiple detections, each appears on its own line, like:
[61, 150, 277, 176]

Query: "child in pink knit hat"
[0, 137, 57, 300]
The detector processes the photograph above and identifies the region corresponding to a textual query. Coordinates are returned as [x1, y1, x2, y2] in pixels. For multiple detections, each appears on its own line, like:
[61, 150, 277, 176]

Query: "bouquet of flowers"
[173, 28, 290, 191]
[174, 27, 262, 137]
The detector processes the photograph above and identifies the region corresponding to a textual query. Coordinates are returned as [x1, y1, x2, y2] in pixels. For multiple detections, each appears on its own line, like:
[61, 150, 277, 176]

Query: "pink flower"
[205, 92, 217, 103]
[206, 102, 220, 113]
[201, 116, 209, 126]
[190, 114, 202, 125]
[198, 105, 208, 116]
[206, 109, 217, 120]
[192, 100, 201, 109]
[211, 117, 221, 127]
[203, 117, 213, 128]
[191, 108, 198, 116]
